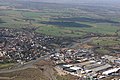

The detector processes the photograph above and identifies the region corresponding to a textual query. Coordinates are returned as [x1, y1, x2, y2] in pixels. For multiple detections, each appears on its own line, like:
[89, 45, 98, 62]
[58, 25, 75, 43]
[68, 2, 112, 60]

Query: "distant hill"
[1, 0, 120, 4]
[18, 0, 120, 4]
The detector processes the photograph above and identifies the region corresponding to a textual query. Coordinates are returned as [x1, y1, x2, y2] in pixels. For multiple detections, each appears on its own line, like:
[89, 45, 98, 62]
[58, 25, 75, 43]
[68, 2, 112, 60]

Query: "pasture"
[0, 9, 120, 37]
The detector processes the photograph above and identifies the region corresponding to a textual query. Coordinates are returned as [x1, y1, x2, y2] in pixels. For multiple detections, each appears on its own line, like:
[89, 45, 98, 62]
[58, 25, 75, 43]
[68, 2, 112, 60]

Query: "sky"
[27, 0, 120, 4]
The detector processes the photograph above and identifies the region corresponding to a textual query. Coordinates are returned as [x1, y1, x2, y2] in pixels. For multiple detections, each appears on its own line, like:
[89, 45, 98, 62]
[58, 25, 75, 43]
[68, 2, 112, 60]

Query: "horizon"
[27, 0, 120, 4]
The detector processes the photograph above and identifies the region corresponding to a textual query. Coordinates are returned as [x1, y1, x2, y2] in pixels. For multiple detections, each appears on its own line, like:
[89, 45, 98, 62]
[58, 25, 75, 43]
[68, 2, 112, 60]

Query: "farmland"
[0, 9, 119, 37]
[0, 0, 120, 37]
[90, 38, 120, 46]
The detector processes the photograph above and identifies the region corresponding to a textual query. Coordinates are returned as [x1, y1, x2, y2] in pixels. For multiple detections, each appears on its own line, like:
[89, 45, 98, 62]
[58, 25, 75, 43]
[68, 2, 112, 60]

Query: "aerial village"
[0, 28, 58, 63]
[0, 28, 120, 80]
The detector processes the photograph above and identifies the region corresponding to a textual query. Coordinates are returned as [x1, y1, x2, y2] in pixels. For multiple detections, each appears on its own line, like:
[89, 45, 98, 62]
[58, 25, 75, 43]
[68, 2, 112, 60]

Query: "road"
[0, 53, 52, 73]
[0, 37, 93, 74]
[68, 37, 93, 49]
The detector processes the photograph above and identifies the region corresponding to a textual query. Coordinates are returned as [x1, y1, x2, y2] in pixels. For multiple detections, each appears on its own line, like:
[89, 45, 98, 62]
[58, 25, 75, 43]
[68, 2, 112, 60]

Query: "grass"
[95, 48, 110, 55]
[0, 9, 120, 37]
[90, 37, 120, 46]
[0, 63, 14, 69]
[80, 24, 116, 35]
[36, 26, 86, 37]
[36, 23, 120, 37]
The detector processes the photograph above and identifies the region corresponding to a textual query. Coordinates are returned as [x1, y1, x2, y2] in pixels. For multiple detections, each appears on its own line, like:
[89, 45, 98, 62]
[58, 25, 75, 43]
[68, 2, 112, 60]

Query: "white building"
[102, 67, 120, 75]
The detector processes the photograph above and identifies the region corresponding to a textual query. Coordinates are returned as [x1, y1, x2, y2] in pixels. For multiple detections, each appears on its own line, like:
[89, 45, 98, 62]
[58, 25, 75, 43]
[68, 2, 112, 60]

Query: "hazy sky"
[28, 0, 120, 4]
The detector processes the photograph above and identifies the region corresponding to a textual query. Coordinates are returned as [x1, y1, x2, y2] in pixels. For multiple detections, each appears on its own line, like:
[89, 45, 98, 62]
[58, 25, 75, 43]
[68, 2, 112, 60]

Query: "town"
[0, 27, 120, 80]
[52, 48, 120, 80]
[0, 27, 60, 63]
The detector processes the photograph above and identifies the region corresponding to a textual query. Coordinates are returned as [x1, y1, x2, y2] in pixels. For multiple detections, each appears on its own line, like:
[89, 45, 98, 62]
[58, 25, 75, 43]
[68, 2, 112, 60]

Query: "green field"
[0, 11, 120, 37]
[89, 37, 120, 46]
[0, 6, 120, 37]
[0, 63, 14, 69]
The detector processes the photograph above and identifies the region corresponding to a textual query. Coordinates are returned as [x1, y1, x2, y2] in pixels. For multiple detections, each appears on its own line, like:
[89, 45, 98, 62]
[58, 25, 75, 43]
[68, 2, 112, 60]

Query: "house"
[91, 64, 112, 73]
[65, 66, 81, 74]
[102, 67, 120, 75]
[85, 62, 104, 69]
[58, 64, 73, 70]
[70, 66, 81, 71]
[102, 55, 119, 63]
[114, 59, 120, 65]
[0, 51, 4, 57]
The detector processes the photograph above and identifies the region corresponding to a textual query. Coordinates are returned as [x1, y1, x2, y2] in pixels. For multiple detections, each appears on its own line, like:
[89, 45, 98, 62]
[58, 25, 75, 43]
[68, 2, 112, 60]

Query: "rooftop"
[91, 64, 112, 72]
[70, 66, 81, 70]
[102, 67, 120, 75]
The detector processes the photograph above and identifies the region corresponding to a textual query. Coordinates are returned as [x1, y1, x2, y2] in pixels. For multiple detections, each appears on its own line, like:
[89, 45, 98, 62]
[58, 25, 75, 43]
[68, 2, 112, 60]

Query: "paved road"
[0, 38, 93, 74]
[0, 53, 52, 73]
[81, 37, 93, 44]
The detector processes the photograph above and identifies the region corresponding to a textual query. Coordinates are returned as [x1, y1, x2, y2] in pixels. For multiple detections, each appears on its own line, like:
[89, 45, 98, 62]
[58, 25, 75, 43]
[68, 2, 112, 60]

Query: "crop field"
[0, 9, 120, 37]
[0, 1, 120, 37]
[89, 37, 120, 46]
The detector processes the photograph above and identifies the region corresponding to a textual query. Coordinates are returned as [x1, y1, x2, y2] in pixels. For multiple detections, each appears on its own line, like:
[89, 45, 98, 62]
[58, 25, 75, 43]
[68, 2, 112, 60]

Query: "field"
[0, 63, 14, 69]
[0, 1, 120, 37]
[87, 37, 120, 55]
[89, 37, 120, 46]
[0, 10, 120, 37]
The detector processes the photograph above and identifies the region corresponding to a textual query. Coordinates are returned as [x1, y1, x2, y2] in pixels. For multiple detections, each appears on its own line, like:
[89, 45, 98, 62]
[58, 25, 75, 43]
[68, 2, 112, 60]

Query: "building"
[91, 64, 112, 72]
[102, 67, 120, 75]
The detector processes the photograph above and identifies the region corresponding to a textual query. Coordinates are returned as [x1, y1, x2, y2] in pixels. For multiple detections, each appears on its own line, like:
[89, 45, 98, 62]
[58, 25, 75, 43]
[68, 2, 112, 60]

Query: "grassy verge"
[0, 63, 14, 69]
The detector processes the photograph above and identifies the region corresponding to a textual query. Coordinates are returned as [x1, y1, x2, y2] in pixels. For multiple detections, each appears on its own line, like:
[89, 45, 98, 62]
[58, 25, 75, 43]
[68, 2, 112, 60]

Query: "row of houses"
[0, 28, 58, 63]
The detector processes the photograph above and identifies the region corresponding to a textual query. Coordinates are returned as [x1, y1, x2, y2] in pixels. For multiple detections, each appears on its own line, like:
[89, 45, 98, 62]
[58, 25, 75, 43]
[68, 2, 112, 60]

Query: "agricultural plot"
[39, 21, 93, 28]
[89, 37, 120, 46]
[0, 1, 120, 37]
[53, 17, 119, 24]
